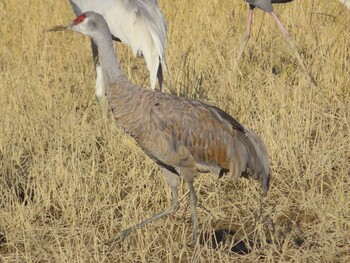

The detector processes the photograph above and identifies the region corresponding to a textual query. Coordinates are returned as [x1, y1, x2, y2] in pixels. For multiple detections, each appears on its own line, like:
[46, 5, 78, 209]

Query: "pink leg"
[270, 12, 316, 86]
[236, 7, 254, 65]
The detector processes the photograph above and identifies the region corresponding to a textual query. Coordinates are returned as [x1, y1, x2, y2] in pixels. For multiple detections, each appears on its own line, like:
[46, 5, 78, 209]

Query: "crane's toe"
[103, 229, 132, 245]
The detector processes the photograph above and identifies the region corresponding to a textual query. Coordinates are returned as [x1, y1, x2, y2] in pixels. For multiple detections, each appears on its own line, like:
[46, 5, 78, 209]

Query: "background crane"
[57, 11, 271, 244]
[236, 0, 316, 86]
[69, 0, 168, 102]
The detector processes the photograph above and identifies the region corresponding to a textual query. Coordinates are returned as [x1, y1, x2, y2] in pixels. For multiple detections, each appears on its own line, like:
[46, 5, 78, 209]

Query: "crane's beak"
[46, 23, 70, 32]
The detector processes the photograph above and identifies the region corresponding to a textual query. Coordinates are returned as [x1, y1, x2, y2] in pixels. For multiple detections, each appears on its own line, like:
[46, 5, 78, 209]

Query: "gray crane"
[69, 0, 168, 102]
[58, 11, 270, 244]
[237, 0, 315, 86]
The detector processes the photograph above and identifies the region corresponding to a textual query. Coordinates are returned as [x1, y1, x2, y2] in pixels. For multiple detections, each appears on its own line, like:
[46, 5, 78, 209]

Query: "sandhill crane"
[54, 11, 270, 244]
[69, 0, 168, 102]
[237, 0, 316, 86]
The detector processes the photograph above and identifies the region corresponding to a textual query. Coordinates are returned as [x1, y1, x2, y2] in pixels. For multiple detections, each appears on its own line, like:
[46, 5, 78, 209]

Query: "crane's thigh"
[162, 169, 179, 188]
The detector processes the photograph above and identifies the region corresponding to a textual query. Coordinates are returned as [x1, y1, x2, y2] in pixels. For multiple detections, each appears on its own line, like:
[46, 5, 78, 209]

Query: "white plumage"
[69, 0, 168, 99]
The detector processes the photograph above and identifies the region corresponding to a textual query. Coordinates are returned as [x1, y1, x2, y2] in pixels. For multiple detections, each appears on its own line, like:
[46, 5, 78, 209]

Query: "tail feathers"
[230, 128, 270, 196]
[271, 0, 294, 4]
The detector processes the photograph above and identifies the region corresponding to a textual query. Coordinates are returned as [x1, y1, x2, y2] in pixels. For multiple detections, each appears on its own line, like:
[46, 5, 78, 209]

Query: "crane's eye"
[73, 14, 87, 25]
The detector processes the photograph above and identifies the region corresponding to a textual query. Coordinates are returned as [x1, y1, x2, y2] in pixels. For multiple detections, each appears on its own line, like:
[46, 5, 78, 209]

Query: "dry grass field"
[1, 0, 349, 262]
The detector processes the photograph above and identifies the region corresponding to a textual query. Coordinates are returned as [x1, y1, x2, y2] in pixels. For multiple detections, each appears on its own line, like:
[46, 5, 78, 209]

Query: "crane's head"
[69, 12, 110, 39]
[47, 11, 110, 40]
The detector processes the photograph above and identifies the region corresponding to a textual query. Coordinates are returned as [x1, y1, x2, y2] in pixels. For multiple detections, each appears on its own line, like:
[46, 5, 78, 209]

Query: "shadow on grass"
[201, 229, 253, 254]
[0, 233, 6, 245]
[201, 227, 307, 255]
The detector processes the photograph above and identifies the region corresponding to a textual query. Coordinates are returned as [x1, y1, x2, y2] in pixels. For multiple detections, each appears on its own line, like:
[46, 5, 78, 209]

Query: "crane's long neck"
[91, 30, 145, 134]
[92, 34, 125, 92]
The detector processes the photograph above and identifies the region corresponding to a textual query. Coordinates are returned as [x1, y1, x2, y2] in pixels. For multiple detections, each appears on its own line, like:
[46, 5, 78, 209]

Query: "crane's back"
[106, 81, 270, 195]
[246, 0, 294, 12]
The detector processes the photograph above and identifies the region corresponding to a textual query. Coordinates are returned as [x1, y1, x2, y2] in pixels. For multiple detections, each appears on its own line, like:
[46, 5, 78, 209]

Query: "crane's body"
[237, 0, 316, 86]
[106, 82, 269, 188]
[69, 0, 168, 101]
[67, 12, 270, 243]
[246, 0, 293, 13]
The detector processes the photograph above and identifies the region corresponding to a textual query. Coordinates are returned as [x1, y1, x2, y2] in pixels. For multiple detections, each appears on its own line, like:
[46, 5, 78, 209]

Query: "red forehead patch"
[73, 14, 87, 25]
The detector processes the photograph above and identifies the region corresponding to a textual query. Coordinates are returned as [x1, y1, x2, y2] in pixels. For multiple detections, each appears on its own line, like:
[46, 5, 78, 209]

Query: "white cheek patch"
[95, 64, 105, 102]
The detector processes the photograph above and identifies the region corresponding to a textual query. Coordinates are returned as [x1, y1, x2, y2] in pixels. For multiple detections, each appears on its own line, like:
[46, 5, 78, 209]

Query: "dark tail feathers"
[271, 0, 294, 4]
[231, 128, 270, 196]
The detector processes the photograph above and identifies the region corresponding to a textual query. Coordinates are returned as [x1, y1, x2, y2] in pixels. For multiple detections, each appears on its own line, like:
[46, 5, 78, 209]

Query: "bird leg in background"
[270, 12, 316, 86]
[104, 186, 180, 245]
[235, 6, 254, 66]
[188, 182, 199, 242]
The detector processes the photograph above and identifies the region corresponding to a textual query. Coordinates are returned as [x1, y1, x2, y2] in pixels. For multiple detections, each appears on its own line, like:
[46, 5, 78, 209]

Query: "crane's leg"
[187, 182, 199, 242]
[235, 6, 254, 66]
[156, 63, 164, 92]
[270, 12, 316, 86]
[104, 186, 180, 245]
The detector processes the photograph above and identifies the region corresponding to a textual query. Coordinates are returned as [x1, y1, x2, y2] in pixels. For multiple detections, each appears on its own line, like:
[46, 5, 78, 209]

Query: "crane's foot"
[103, 228, 133, 245]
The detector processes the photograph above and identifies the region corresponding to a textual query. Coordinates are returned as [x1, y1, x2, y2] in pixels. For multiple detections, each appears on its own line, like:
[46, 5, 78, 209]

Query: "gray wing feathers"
[107, 83, 270, 195]
[236, 128, 270, 195]
[192, 103, 270, 195]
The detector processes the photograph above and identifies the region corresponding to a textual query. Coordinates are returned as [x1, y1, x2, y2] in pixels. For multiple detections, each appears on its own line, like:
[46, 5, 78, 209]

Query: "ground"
[0, 0, 349, 262]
